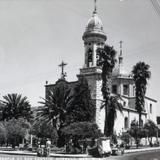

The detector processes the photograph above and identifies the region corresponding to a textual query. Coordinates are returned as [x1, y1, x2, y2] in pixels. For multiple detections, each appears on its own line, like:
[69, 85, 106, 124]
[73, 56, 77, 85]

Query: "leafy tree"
[4, 118, 30, 148]
[97, 45, 122, 136]
[120, 132, 131, 146]
[0, 93, 32, 121]
[61, 122, 102, 154]
[0, 102, 4, 120]
[132, 62, 151, 126]
[129, 119, 145, 148]
[110, 132, 118, 144]
[143, 120, 158, 145]
[66, 76, 95, 124]
[61, 121, 102, 139]
[31, 119, 58, 144]
[0, 122, 7, 146]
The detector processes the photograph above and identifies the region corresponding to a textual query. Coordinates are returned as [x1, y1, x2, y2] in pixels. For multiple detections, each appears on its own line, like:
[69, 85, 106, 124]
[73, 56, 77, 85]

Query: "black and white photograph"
[0, 0, 160, 159]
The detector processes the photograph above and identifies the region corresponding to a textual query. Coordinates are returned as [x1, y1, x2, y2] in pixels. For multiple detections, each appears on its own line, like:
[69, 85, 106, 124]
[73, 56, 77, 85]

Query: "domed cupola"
[86, 11, 103, 32]
[82, 8, 107, 41]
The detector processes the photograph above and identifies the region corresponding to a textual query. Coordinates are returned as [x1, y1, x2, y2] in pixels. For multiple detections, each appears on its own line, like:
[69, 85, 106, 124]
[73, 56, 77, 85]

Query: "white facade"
[79, 7, 157, 135]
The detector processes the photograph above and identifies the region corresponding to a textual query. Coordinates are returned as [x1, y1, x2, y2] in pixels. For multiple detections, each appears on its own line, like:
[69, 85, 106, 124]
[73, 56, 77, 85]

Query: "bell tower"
[82, 0, 107, 68]
[78, 0, 107, 132]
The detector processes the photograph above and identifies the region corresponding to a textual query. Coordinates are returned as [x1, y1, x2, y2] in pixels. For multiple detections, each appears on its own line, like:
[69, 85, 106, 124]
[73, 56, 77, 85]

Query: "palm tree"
[37, 90, 72, 128]
[37, 79, 72, 147]
[97, 45, 117, 100]
[132, 62, 151, 126]
[37, 77, 95, 147]
[97, 45, 122, 137]
[0, 93, 32, 121]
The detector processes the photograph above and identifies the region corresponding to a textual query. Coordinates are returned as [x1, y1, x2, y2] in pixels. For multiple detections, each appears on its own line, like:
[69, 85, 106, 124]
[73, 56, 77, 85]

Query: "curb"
[124, 147, 160, 154]
[0, 151, 91, 158]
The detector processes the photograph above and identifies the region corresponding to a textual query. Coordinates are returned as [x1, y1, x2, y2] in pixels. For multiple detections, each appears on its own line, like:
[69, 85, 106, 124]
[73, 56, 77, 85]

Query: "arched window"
[124, 117, 129, 129]
[150, 104, 152, 114]
[140, 119, 143, 126]
[123, 84, 129, 96]
[87, 48, 93, 67]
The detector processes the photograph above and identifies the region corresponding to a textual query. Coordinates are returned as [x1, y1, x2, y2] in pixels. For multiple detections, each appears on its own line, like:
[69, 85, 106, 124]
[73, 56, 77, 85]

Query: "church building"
[45, 2, 157, 135]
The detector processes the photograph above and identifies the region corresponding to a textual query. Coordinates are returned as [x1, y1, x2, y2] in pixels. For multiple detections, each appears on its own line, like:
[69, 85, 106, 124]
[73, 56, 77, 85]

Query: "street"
[1, 150, 160, 160]
[107, 150, 160, 160]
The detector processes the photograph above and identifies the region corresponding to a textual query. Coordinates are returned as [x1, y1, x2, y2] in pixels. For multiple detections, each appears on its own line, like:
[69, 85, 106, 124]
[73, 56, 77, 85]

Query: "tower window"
[112, 85, 117, 94]
[124, 117, 129, 129]
[87, 48, 93, 67]
[150, 104, 152, 114]
[133, 86, 135, 97]
[123, 85, 129, 96]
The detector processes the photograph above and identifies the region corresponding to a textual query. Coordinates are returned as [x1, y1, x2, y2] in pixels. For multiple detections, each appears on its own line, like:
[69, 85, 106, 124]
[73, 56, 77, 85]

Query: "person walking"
[46, 139, 51, 156]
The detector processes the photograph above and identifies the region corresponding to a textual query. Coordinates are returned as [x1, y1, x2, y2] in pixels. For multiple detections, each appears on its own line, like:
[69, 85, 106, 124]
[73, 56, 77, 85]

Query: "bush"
[61, 122, 102, 139]
[0, 122, 7, 145]
[120, 132, 131, 145]
[4, 118, 30, 148]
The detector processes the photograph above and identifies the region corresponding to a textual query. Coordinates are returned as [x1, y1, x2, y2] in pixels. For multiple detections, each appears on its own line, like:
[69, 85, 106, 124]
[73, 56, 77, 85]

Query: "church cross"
[59, 61, 67, 79]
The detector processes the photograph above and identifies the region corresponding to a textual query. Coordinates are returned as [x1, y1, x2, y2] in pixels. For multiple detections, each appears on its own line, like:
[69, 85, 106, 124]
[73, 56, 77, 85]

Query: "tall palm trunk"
[57, 128, 65, 147]
[97, 45, 117, 137]
[101, 65, 111, 137]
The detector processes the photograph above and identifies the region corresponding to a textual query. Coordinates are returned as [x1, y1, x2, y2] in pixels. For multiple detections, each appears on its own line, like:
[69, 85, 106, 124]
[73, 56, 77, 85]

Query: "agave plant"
[37, 88, 72, 130]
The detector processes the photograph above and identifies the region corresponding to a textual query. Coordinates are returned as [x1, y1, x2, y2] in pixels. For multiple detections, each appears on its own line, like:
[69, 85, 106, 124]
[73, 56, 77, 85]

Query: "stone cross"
[59, 61, 67, 79]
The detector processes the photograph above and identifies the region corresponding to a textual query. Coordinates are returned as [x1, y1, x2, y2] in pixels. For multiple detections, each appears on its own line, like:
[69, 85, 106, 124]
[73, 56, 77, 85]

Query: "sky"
[0, 0, 160, 113]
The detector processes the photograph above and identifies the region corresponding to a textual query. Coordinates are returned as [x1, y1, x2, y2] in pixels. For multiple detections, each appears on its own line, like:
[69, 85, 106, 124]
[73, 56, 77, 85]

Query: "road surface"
[0, 150, 160, 160]
[107, 149, 160, 160]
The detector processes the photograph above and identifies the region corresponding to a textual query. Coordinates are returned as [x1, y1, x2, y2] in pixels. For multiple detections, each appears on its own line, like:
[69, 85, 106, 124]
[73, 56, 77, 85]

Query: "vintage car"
[111, 144, 124, 155]
[87, 137, 112, 157]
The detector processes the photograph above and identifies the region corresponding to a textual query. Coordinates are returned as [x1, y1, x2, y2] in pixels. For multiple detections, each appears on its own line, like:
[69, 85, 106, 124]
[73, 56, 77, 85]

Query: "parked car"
[87, 137, 112, 157]
[111, 144, 124, 155]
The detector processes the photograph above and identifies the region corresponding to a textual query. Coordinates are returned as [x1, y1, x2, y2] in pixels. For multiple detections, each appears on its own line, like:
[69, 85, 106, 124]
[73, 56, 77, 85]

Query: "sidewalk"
[0, 147, 160, 158]
[0, 150, 91, 158]
[124, 146, 160, 154]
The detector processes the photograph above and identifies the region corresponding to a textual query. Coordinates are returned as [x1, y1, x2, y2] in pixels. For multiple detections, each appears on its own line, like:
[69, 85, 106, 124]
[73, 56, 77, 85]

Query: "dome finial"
[119, 40, 123, 64]
[93, 0, 97, 14]
[119, 40, 123, 56]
